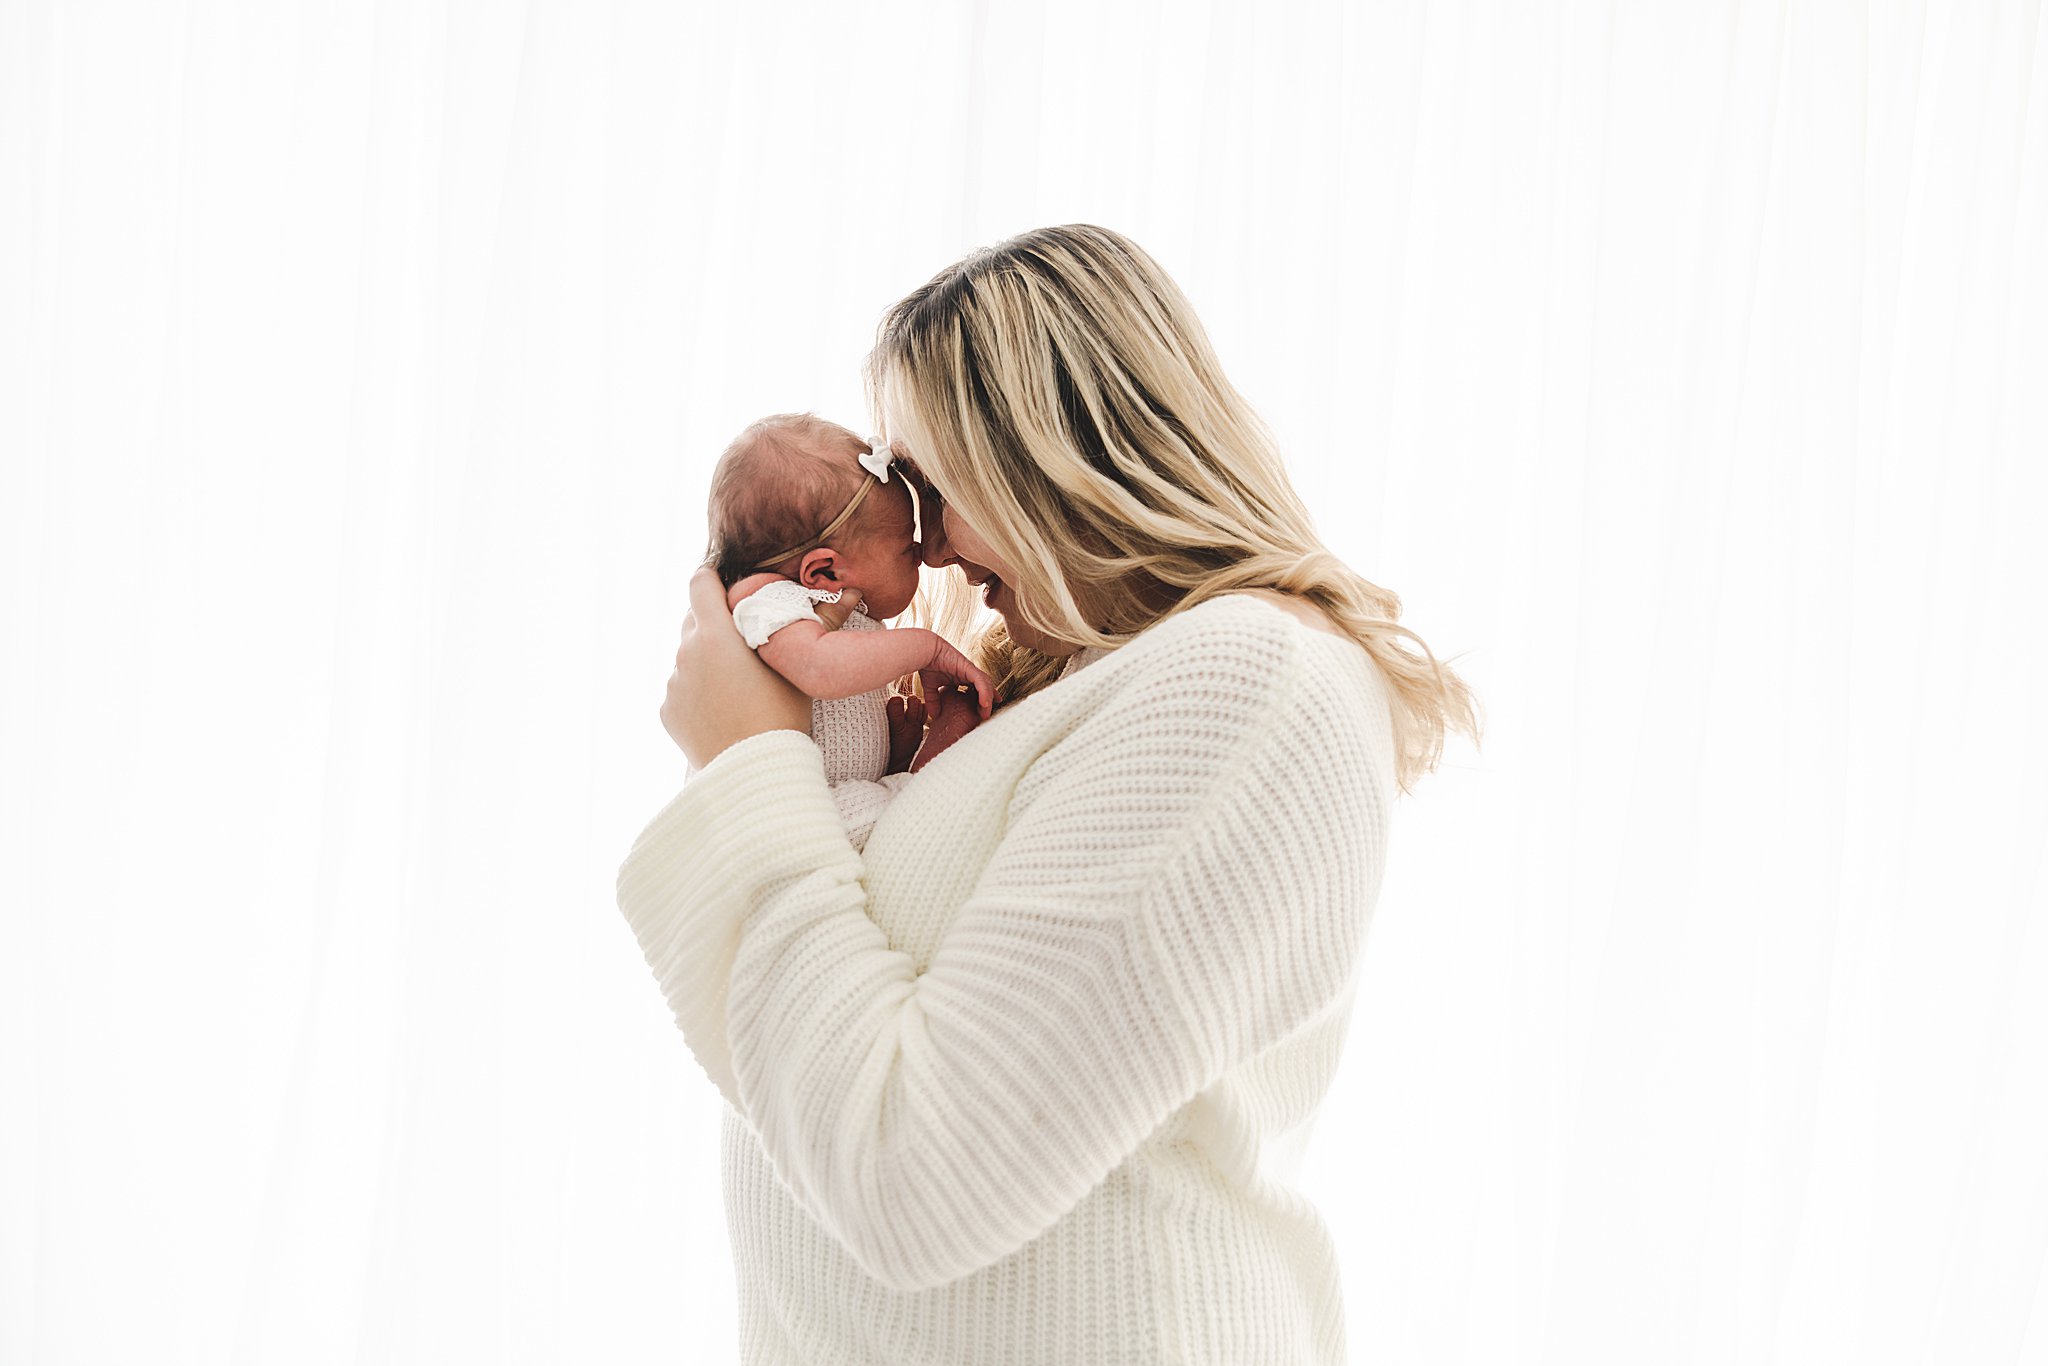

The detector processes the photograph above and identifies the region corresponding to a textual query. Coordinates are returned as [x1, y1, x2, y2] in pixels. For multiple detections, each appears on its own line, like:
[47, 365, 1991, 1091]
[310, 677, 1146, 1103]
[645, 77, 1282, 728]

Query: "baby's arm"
[727, 575, 993, 713]
[760, 620, 989, 712]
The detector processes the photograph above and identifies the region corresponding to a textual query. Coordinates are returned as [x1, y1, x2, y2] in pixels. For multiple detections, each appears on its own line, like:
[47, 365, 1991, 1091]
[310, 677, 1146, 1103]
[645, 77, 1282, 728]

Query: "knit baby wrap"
[617, 592, 1397, 1365]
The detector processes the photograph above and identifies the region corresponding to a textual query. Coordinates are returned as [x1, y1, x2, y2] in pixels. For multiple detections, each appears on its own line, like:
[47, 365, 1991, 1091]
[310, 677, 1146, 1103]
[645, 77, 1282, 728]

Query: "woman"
[618, 225, 1478, 1365]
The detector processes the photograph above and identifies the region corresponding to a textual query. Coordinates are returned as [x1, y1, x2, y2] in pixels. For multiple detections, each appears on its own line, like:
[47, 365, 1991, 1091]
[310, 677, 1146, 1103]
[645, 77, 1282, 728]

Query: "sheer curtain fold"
[2, 2, 2041, 1363]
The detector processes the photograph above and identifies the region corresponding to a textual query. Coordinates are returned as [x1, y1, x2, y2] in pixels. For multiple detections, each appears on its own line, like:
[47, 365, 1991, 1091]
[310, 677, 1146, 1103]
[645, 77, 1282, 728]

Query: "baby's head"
[705, 413, 924, 622]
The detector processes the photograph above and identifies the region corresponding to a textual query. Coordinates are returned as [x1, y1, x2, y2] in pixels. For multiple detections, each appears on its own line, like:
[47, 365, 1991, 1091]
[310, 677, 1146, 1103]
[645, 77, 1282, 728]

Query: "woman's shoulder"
[1221, 587, 1347, 640]
[1052, 592, 1384, 737]
[1006, 593, 1393, 820]
[953, 593, 1394, 839]
[1001, 594, 1384, 741]
[1114, 591, 1368, 677]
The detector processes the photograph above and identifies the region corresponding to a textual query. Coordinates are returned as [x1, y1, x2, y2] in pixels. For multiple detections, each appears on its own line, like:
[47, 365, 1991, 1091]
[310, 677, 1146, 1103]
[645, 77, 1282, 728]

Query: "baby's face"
[831, 479, 924, 621]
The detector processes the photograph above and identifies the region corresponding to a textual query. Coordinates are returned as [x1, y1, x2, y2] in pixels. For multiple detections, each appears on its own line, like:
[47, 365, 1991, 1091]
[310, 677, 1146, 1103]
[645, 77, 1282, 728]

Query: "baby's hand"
[915, 634, 996, 719]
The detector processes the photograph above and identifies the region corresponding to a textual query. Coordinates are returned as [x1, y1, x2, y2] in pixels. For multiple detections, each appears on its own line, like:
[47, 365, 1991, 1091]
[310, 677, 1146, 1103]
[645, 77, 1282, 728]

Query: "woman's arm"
[829, 771, 920, 851]
[617, 602, 1395, 1293]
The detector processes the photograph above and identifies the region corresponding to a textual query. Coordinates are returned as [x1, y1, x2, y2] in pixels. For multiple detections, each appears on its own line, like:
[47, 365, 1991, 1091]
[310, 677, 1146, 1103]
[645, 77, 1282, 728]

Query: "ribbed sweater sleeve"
[616, 612, 1386, 1294]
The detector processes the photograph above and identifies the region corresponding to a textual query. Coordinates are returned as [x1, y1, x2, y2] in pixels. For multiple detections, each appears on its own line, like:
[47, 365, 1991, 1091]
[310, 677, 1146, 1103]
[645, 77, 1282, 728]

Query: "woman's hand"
[907, 685, 987, 773]
[885, 641, 996, 775]
[885, 680, 988, 775]
[662, 563, 813, 770]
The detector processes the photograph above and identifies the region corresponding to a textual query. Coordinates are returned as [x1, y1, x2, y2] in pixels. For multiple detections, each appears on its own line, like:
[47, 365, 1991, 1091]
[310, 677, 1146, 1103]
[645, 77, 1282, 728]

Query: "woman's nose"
[920, 518, 953, 569]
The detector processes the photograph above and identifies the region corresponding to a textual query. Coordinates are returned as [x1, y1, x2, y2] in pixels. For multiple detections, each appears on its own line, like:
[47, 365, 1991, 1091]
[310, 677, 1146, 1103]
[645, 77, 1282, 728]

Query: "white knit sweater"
[616, 592, 1396, 1365]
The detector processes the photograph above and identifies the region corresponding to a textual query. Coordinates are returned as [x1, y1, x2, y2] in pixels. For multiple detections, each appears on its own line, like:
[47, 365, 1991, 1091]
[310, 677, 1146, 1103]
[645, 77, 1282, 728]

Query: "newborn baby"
[705, 413, 995, 850]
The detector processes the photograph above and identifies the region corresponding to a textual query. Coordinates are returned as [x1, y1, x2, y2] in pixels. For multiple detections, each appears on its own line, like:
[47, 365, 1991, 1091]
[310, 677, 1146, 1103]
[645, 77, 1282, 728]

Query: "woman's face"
[889, 400, 1075, 658]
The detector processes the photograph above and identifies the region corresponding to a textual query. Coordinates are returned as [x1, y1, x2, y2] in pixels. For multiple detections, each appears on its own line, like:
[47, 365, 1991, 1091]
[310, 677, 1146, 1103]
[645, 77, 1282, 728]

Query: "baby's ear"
[794, 547, 844, 594]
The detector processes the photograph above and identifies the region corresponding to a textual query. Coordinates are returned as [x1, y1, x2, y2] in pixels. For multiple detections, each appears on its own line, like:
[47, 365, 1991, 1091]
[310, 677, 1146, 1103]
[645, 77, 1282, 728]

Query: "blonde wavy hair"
[866, 224, 1478, 792]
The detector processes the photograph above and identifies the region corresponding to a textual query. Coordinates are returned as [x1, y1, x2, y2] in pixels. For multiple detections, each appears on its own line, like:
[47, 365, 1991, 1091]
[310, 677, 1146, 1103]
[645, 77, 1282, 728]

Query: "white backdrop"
[4, 1, 2045, 1362]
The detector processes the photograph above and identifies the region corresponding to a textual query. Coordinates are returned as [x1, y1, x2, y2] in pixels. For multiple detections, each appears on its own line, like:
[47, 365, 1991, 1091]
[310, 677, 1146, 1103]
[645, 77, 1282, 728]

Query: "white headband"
[858, 437, 894, 482]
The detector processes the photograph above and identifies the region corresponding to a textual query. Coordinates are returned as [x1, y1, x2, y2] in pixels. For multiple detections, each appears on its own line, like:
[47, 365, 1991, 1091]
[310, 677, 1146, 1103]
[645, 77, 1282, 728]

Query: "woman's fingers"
[924, 675, 992, 722]
[686, 562, 730, 627]
[913, 636, 995, 719]
[932, 661, 994, 718]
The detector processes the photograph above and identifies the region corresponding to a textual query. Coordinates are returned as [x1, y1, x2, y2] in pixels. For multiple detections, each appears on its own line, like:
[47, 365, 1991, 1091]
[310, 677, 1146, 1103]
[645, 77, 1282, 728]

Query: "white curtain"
[4, 1, 2043, 1362]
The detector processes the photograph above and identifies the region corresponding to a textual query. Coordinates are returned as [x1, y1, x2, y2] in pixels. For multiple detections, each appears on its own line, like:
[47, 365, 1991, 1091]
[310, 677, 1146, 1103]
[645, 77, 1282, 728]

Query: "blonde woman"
[618, 224, 1478, 1365]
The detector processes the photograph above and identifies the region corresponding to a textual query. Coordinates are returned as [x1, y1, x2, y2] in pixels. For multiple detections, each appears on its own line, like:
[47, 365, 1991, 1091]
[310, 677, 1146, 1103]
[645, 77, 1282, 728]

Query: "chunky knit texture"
[616, 592, 1396, 1365]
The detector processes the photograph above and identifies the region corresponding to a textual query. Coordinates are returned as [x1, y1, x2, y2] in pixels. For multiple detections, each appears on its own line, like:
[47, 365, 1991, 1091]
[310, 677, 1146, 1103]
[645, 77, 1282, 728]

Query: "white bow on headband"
[858, 437, 894, 482]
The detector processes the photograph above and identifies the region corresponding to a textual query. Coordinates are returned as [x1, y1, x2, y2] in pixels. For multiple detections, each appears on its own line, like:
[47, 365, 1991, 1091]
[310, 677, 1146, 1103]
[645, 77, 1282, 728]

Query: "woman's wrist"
[694, 726, 817, 777]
